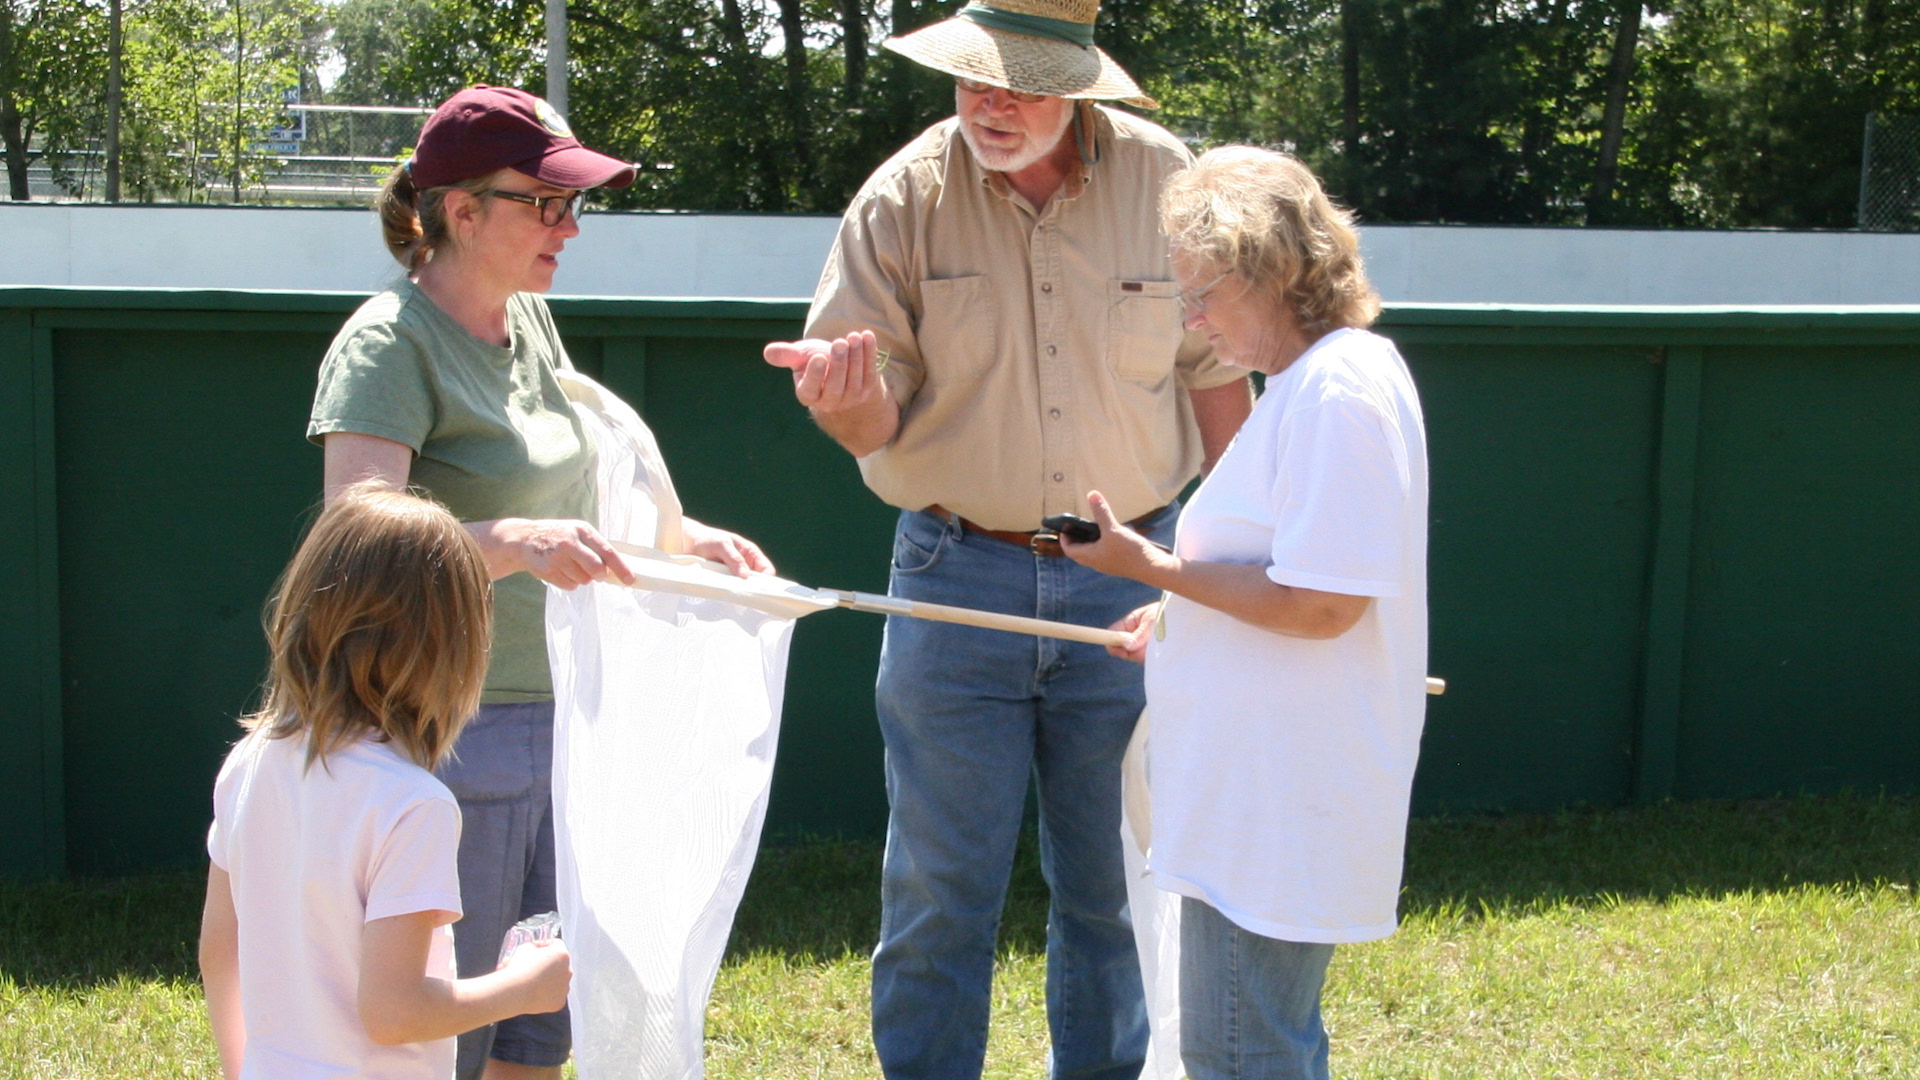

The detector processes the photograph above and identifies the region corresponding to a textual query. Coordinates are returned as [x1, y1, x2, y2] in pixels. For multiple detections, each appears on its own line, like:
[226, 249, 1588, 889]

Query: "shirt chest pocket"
[916, 275, 997, 384]
[1105, 280, 1185, 384]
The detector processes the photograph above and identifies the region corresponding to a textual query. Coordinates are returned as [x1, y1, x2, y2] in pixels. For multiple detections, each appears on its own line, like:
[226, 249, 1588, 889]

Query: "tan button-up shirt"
[805, 105, 1241, 532]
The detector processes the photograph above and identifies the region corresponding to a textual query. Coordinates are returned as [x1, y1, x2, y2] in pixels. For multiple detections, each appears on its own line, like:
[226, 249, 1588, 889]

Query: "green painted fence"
[3, 287, 1917, 877]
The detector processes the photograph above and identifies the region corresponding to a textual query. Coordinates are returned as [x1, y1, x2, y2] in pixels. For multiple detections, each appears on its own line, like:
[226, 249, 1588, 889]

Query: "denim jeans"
[1179, 897, 1336, 1080]
[435, 700, 572, 1079]
[871, 506, 1176, 1080]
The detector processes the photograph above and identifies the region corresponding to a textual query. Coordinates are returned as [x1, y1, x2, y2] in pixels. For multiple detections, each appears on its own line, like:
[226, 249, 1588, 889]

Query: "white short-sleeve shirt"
[208, 731, 464, 1080]
[1144, 327, 1429, 944]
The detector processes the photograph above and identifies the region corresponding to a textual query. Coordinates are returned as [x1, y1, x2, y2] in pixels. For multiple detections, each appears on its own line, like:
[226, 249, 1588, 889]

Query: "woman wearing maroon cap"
[305, 85, 771, 1080]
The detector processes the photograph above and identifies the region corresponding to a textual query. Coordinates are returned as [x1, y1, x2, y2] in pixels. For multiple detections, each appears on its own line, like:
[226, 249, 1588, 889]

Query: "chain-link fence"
[1858, 114, 1920, 232]
[256, 104, 431, 202]
[19, 103, 429, 205]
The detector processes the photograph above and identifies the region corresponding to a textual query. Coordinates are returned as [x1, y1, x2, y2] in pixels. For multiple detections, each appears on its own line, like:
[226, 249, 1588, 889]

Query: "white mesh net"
[547, 370, 796, 1079]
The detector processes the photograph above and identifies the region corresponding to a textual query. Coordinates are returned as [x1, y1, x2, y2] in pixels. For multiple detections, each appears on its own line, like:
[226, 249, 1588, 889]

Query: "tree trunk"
[717, 0, 749, 50]
[775, 0, 811, 200]
[842, 0, 865, 107]
[1862, 0, 1885, 65]
[1519, 0, 1571, 164]
[1588, 0, 1642, 223]
[1340, 0, 1361, 154]
[0, 100, 26, 201]
[715, 0, 788, 209]
[0, 0, 26, 201]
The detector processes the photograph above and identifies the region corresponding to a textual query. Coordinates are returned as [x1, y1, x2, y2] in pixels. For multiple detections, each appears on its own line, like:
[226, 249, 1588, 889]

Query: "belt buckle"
[1030, 530, 1060, 554]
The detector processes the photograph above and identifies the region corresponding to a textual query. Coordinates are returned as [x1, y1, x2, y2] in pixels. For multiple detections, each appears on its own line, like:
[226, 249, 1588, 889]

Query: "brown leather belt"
[925, 504, 1167, 558]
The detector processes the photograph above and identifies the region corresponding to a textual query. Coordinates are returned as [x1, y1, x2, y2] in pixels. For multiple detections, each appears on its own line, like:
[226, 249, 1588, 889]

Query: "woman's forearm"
[1135, 554, 1370, 640]
[461, 518, 530, 581]
[462, 518, 637, 588]
[1061, 491, 1370, 639]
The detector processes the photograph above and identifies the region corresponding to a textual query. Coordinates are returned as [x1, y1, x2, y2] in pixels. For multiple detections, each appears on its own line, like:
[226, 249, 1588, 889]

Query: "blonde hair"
[1161, 146, 1381, 333]
[375, 164, 494, 272]
[246, 484, 492, 771]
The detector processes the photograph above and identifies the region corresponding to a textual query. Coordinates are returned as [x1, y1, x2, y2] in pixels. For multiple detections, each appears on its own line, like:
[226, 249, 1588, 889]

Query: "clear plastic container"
[496, 910, 563, 969]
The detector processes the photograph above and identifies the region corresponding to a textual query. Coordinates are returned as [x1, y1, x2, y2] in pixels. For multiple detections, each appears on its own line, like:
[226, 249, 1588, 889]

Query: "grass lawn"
[3, 795, 1917, 1079]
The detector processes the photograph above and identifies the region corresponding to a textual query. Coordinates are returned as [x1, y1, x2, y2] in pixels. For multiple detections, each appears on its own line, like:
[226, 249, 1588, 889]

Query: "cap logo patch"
[535, 98, 573, 138]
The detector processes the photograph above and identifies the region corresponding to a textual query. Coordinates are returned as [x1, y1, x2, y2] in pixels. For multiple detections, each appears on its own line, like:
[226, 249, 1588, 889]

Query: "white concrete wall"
[5, 203, 1919, 305]
[1359, 225, 1920, 305]
[0, 204, 841, 299]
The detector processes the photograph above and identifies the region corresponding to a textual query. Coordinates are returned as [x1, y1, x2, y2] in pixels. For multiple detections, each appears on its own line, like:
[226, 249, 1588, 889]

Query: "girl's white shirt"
[209, 730, 463, 1080]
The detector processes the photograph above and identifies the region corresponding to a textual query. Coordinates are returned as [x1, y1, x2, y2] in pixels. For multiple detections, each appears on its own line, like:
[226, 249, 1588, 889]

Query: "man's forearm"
[1190, 378, 1255, 474]
[813, 396, 901, 458]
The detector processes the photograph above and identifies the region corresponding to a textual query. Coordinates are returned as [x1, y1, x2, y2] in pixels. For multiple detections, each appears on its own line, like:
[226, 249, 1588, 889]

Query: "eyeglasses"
[955, 77, 1048, 104]
[1178, 270, 1236, 315]
[486, 188, 587, 226]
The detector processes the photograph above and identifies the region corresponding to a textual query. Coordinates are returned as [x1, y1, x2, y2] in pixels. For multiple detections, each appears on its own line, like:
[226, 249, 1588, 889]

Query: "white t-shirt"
[1144, 327, 1429, 944]
[208, 730, 464, 1080]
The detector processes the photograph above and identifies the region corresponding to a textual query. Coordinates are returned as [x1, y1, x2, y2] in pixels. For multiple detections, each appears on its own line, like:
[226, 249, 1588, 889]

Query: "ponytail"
[375, 163, 494, 271]
[377, 164, 426, 270]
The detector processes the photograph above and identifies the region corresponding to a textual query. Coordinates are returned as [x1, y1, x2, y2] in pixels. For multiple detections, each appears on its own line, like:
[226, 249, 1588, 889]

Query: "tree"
[112, 0, 316, 201]
[339, 0, 958, 212]
[0, 0, 109, 200]
[20, 0, 1919, 223]
[1586, 0, 1642, 219]
[1620, 0, 1912, 226]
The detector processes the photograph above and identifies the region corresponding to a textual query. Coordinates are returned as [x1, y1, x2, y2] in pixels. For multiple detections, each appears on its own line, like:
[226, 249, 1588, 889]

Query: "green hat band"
[956, 2, 1096, 47]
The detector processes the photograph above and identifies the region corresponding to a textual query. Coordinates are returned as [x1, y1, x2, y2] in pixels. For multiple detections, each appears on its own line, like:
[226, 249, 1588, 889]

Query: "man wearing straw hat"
[764, 4, 1252, 1077]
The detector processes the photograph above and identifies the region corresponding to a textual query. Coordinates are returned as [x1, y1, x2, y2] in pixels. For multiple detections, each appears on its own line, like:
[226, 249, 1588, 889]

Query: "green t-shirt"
[308, 280, 596, 703]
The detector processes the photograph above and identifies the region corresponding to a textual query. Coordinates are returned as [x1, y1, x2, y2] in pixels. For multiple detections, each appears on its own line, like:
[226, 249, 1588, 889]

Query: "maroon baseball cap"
[410, 85, 636, 191]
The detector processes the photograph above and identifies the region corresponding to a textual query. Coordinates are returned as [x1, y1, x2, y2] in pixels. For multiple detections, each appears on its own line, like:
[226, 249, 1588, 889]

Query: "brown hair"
[1161, 146, 1381, 333]
[375, 164, 494, 271]
[246, 483, 492, 771]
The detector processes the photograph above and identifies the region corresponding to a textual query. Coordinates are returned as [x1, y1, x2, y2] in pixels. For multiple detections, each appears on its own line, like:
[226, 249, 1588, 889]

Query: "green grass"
[5, 796, 1919, 1079]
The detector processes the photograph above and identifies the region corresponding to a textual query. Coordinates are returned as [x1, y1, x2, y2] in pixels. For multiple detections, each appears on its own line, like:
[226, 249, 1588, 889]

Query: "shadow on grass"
[724, 826, 1054, 965]
[729, 793, 1920, 963]
[8, 795, 1916, 986]
[0, 870, 204, 989]
[1399, 792, 1920, 919]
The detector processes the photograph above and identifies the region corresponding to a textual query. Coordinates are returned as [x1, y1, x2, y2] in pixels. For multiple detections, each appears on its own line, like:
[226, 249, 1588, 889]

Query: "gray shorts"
[435, 699, 571, 1076]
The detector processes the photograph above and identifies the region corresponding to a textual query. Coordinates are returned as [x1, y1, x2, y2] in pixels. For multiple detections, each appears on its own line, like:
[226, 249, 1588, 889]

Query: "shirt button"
[1052, 472, 1065, 482]
[1041, 283, 1053, 293]
[1046, 345, 1058, 356]
[1049, 408, 1062, 419]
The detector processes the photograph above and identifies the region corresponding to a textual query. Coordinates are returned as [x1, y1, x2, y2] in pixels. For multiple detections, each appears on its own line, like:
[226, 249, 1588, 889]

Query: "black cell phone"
[1042, 513, 1101, 544]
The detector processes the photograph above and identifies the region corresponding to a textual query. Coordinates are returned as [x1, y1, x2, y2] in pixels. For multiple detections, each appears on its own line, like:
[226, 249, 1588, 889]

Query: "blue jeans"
[435, 700, 572, 1079]
[1179, 897, 1336, 1080]
[871, 506, 1175, 1080]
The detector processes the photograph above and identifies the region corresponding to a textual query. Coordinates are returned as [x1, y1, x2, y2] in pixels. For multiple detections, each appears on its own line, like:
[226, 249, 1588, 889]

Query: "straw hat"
[884, 1, 1158, 109]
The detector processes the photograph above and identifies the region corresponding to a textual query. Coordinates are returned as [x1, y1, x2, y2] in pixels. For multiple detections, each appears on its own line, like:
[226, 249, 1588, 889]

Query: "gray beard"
[960, 106, 1077, 174]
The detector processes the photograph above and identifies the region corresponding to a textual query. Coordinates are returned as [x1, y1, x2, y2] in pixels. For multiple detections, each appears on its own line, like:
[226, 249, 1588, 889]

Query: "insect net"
[547, 370, 794, 1079]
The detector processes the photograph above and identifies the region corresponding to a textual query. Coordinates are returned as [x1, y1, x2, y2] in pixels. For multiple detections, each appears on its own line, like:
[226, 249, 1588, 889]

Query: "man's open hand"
[764, 331, 889, 415]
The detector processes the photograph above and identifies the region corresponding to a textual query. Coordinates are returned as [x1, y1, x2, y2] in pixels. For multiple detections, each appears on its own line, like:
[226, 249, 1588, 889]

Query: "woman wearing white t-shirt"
[1061, 146, 1428, 1080]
